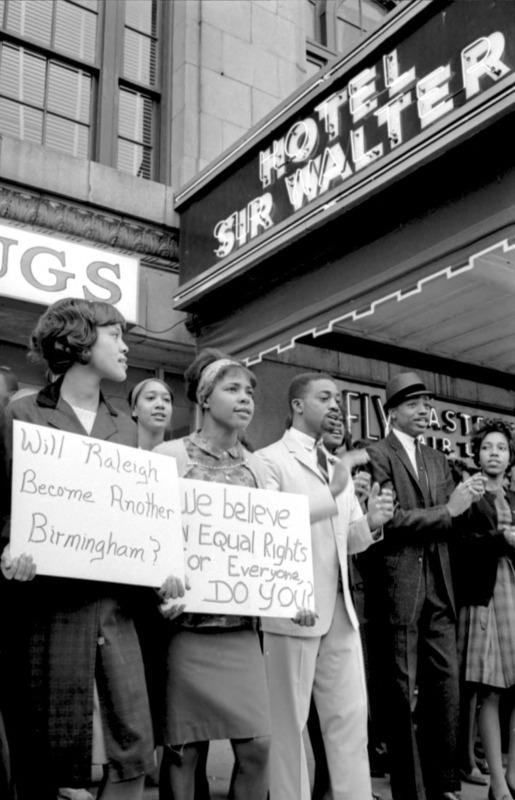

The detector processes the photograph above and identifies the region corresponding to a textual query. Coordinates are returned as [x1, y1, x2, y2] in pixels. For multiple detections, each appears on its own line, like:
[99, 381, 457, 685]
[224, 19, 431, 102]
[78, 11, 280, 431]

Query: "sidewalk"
[139, 738, 490, 800]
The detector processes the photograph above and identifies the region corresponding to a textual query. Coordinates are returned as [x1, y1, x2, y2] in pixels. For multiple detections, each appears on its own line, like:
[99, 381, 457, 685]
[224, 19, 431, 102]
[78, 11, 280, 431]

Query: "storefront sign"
[335, 378, 515, 463]
[176, 0, 515, 297]
[10, 422, 184, 587]
[177, 479, 314, 617]
[0, 222, 139, 322]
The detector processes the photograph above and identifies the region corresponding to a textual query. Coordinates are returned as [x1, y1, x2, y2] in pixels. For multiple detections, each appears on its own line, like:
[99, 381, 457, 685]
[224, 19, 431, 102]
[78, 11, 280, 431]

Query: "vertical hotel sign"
[175, 0, 515, 300]
[0, 222, 139, 323]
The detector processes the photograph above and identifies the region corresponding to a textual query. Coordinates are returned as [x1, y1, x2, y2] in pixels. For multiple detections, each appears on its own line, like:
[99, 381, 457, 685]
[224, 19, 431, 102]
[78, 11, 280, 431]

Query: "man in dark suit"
[367, 372, 485, 800]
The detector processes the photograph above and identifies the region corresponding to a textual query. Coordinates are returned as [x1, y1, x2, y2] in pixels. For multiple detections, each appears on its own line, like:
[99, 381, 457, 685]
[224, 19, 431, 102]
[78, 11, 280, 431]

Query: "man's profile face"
[390, 394, 431, 438]
[294, 379, 341, 438]
[322, 413, 345, 453]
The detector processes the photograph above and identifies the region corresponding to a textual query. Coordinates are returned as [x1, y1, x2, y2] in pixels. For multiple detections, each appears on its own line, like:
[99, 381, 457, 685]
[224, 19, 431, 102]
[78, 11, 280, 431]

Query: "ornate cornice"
[0, 184, 180, 266]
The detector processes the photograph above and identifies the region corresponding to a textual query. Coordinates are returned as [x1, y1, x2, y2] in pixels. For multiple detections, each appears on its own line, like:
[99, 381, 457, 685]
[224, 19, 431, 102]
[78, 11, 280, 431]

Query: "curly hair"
[184, 348, 256, 406]
[470, 417, 515, 468]
[28, 297, 126, 375]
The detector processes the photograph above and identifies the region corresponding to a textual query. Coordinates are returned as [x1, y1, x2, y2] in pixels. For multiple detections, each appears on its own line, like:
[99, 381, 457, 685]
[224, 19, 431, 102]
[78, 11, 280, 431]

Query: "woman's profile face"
[479, 431, 510, 477]
[205, 367, 254, 431]
[134, 380, 173, 434]
[88, 324, 128, 382]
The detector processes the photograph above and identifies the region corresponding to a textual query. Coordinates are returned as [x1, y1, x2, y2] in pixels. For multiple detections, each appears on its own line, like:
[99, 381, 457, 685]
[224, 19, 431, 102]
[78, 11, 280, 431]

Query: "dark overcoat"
[367, 431, 457, 625]
[453, 488, 515, 608]
[0, 380, 155, 795]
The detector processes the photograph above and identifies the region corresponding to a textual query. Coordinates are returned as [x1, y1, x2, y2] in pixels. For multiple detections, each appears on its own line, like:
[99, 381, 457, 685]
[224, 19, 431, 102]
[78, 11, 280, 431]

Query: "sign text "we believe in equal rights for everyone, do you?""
[174, 479, 314, 618]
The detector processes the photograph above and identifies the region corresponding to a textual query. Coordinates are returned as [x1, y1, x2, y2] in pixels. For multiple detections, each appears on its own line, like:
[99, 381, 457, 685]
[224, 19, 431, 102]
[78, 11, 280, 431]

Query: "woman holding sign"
[0, 298, 185, 800]
[155, 349, 271, 800]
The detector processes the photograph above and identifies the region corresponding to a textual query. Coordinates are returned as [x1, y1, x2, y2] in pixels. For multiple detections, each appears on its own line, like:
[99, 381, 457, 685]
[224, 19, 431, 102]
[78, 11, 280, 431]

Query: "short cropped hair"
[28, 297, 126, 375]
[471, 417, 515, 468]
[184, 348, 256, 406]
[287, 372, 335, 416]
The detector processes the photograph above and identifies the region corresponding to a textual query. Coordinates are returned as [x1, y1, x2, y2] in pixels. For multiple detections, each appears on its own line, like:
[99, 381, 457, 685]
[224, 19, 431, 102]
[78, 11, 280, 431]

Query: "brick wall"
[171, 0, 308, 188]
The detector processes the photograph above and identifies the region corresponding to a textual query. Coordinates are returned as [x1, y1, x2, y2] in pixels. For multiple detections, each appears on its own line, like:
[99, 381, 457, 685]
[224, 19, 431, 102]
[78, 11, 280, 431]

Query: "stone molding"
[0, 184, 179, 266]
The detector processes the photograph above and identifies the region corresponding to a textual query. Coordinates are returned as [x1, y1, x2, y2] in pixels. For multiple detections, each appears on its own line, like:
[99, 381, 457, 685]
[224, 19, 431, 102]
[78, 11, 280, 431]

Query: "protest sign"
[10, 420, 184, 586]
[177, 479, 314, 617]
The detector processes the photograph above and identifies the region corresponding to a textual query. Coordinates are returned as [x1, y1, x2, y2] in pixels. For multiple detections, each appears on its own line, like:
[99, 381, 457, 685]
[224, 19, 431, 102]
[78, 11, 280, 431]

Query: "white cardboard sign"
[179, 479, 314, 617]
[10, 421, 184, 587]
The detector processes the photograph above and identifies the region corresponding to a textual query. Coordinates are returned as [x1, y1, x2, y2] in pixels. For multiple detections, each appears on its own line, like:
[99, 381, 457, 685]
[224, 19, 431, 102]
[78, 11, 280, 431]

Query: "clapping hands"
[366, 483, 395, 530]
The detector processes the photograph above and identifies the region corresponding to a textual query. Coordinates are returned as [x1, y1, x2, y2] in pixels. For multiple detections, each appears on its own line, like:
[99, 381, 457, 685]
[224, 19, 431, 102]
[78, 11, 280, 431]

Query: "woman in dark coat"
[457, 418, 515, 800]
[0, 297, 184, 800]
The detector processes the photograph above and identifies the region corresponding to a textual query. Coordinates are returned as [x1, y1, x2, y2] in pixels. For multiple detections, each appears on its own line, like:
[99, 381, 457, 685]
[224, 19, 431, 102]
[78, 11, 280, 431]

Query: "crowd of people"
[0, 297, 514, 800]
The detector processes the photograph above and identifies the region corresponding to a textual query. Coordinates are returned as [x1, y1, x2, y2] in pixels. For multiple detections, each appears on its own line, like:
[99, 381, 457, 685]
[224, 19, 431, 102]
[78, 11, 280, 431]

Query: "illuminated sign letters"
[213, 29, 512, 259]
[337, 380, 514, 462]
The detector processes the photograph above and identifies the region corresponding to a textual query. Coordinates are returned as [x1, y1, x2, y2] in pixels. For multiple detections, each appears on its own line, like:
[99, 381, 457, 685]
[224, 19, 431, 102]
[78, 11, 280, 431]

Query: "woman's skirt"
[161, 628, 271, 744]
[458, 556, 515, 689]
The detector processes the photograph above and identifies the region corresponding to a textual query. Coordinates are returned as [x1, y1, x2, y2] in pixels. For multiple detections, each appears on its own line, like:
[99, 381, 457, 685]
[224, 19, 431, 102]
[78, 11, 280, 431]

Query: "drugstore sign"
[336, 378, 515, 463]
[176, 0, 515, 297]
[0, 223, 139, 323]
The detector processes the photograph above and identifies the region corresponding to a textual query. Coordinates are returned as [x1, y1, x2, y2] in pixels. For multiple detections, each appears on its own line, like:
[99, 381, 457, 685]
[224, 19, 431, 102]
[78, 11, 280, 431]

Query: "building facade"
[172, 0, 515, 454]
[1, 0, 513, 454]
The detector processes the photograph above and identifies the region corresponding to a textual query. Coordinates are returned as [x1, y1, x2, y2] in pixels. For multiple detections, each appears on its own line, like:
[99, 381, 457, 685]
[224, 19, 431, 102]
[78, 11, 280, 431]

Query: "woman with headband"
[129, 378, 174, 451]
[154, 349, 271, 800]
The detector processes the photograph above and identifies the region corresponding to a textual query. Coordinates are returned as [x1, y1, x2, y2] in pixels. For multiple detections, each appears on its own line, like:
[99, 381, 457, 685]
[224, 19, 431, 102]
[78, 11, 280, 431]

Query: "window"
[0, 0, 97, 159]
[117, 0, 159, 179]
[0, 0, 168, 181]
[306, 0, 396, 73]
[333, 0, 389, 52]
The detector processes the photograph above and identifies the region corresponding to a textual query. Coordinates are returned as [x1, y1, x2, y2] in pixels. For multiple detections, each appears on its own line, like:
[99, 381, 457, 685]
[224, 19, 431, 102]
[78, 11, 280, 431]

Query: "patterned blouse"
[179, 432, 258, 631]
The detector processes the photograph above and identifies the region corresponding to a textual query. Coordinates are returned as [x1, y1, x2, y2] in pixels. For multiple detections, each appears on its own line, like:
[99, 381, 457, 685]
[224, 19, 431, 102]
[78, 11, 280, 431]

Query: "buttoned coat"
[453, 488, 515, 608]
[257, 428, 378, 637]
[1, 380, 155, 791]
[367, 431, 456, 625]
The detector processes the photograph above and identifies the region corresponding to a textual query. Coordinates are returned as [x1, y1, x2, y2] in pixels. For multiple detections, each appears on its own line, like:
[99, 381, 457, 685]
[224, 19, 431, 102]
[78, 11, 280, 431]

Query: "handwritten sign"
[10, 421, 185, 587]
[178, 479, 314, 617]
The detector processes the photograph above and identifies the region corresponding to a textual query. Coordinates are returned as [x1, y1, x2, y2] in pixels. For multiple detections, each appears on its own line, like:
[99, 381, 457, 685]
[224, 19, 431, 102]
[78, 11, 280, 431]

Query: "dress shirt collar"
[392, 426, 417, 454]
[392, 427, 423, 475]
[288, 425, 319, 451]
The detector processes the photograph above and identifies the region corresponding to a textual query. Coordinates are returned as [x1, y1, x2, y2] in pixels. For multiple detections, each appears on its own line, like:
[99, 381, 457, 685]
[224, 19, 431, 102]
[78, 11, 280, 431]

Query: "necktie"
[415, 439, 431, 506]
[316, 445, 330, 483]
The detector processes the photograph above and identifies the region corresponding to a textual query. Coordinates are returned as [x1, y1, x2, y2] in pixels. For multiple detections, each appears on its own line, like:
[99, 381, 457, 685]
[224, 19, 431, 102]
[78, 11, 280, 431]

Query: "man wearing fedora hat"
[367, 372, 485, 800]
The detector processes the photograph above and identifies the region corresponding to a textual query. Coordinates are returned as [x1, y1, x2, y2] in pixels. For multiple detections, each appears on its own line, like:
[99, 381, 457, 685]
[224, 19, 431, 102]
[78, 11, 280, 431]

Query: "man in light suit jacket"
[256, 373, 394, 800]
[367, 372, 485, 800]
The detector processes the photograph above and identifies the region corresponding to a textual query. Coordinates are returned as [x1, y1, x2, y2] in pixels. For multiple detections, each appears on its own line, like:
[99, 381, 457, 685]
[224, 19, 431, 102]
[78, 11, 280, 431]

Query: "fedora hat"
[384, 372, 432, 412]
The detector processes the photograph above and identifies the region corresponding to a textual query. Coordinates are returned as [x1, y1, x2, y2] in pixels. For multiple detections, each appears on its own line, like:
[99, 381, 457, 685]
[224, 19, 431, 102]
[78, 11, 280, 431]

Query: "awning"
[243, 235, 515, 372]
[194, 211, 515, 374]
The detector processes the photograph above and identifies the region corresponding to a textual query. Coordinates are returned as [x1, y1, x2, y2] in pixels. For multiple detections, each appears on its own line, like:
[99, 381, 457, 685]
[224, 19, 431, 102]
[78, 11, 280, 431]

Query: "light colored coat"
[257, 428, 378, 637]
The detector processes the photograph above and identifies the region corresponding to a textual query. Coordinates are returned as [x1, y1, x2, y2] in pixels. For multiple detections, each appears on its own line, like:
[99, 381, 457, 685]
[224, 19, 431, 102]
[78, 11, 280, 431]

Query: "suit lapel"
[46, 399, 88, 434]
[387, 430, 429, 502]
[421, 445, 438, 504]
[387, 431, 418, 482]
[46, 396, 119, 440]
[283, 429, 325, 483]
